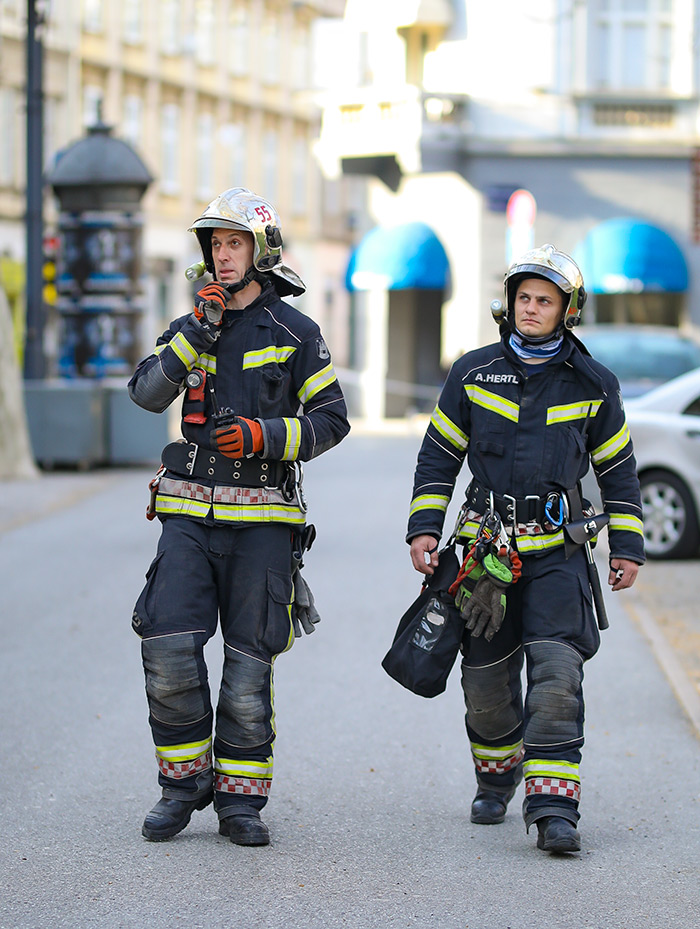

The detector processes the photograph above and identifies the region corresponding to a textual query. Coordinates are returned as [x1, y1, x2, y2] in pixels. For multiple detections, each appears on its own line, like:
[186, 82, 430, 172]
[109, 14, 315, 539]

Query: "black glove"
[292, 571, 321, 637]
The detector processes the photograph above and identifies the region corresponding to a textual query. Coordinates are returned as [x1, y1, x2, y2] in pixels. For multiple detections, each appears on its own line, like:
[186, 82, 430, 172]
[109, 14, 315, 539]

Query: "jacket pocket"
[258, 366, 291, 418]
[551, 425, 588, 489]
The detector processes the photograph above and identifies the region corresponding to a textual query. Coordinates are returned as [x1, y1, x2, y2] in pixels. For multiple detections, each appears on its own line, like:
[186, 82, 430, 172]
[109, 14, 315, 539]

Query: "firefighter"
[129, 188, 350, 846]
[407, 244, 644, 854]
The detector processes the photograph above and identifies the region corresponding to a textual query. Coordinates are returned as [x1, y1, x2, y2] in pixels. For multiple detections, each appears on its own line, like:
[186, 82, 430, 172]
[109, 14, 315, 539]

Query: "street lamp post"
[23, 0, 45, 380]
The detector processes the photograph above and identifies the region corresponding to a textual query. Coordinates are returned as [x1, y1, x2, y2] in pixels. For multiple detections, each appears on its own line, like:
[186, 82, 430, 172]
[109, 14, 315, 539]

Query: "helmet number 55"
[255, 206, 272, 222]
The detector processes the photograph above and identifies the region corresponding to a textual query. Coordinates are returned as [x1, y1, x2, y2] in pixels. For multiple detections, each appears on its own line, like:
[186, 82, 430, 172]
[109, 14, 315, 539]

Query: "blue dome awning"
[574, 219, 688, 294]
[345, 222, 450, 291]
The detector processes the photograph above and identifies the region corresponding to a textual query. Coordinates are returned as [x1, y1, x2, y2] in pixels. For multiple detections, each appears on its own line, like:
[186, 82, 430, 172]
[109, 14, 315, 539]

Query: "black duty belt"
[162, 441, 287, 487]
[466, 483, 551, 525]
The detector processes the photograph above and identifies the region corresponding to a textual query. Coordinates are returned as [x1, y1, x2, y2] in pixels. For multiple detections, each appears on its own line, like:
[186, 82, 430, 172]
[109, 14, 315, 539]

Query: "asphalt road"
[1, 429, 699, 929]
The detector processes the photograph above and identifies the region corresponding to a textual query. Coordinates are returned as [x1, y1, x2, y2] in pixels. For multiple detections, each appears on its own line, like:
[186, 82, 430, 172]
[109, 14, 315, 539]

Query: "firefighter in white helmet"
[405, 244, 644, 854]
[129, 188, 350, 846]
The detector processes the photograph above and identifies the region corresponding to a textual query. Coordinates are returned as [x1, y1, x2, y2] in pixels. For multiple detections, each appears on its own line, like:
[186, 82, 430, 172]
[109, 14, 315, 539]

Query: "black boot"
[219, 811, 270, 846]
[142, 793, 213, 841]
[470, 784, 517, 825]
[536, 816, 581, 853]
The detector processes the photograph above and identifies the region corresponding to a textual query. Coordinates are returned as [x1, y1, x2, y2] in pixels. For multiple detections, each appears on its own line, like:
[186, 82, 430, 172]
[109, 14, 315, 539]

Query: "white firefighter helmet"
[188, 187, 305, 297]
[500, 243, 586, 331]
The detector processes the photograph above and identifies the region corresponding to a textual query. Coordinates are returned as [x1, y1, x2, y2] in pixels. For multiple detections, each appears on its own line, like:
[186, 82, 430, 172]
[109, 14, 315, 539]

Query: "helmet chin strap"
[217, 265, 266, 294]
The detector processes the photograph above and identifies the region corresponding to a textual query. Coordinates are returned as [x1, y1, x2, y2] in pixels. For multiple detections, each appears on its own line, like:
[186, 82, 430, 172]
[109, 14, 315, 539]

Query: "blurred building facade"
[0, 0, 360, 376]
[316, 0, 700, 416]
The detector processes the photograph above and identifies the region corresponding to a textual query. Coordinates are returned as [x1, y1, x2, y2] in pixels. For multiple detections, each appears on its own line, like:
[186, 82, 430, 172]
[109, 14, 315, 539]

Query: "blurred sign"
[506, 189, 537, 264]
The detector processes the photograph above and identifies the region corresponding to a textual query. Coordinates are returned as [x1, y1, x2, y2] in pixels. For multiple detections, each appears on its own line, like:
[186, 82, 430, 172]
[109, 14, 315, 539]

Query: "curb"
[624, 594, 700, 740]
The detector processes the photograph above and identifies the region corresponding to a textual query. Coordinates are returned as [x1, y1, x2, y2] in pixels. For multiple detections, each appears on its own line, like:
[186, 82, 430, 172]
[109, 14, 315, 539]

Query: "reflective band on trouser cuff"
[471, 741, 524, 775]
[215, 757, 273, 796]
[524, 758, 581, 801]
[156, 740, 213, 779]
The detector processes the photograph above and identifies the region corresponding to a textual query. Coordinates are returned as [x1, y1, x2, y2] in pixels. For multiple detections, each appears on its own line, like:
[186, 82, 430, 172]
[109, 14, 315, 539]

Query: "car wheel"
[639, 469, 700, 560]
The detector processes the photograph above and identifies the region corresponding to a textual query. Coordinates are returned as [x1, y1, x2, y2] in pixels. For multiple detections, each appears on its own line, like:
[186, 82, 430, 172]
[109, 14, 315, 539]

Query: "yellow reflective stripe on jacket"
[430, 404, 468, 451]
[156, 737, 213, 763]
[198, 352, 216, 374]
[242, 345, 297, 370]
[609, 512, 644, 536]
[409, 493, 450, 517]
[591, 423, 631, 465]
[212, 502, 306, 524]
[298, 362, 337, 404]
[166, 331, 200, 368]
[524, 758, 581, 783]
[546, 399, 602, 425]
[282, 417, 302, 460]
[465, 384, 519, 423]
[215, 756, 274, 779]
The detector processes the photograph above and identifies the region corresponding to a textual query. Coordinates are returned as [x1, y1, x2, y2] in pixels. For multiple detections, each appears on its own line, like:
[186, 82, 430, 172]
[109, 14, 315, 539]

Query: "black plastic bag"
[382, 545, 464, 698]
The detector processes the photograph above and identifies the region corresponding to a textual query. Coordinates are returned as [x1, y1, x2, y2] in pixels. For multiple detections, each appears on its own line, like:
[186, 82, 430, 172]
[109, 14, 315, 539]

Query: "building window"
[196, 112, 215, 200]
[592, 0, 674, 91]
[160, 103, 181, 194]
[228, 5, 250, 76]
[261, 129, 278, 204]
[122, 94, 144, 150]
[291, 23, 310, 90]
[83, 0, 104, 33]
[160, 0, 181, 55]
[0, 88, 16, 186]
[218, 121, 248, 188]
[261, 11, 280, 85]
[123, 0, 143, 45]
[82, 85, 103, 127]
[195, 0, 216, 66]
[292, 137, 307, 216]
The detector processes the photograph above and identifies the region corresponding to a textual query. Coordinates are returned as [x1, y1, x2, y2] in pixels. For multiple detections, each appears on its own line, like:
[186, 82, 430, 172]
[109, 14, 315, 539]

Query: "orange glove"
[194, 282, 228, 327]
[211, 417, 264, 458]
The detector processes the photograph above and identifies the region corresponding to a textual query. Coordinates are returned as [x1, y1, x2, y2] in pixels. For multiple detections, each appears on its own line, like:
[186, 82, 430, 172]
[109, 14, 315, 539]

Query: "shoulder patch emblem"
[316, 337, 330, 360]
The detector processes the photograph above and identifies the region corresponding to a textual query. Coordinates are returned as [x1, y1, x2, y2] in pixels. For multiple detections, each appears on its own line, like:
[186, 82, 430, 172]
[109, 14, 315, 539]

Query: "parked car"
[622, 368, 700, 559]
[575, 324, 700, 398]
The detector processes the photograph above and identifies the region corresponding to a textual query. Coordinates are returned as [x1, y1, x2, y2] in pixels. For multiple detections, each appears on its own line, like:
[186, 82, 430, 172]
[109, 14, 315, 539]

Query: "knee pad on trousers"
[461, 647, 523, 741]
[216, 644, 272, 749]
[525, 640, 584, 748]
[142, 632, 208, 727]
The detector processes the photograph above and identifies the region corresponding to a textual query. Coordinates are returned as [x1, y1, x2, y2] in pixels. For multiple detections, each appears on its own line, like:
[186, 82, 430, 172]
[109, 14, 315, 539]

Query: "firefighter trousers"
[460, 544, 599, 829]
[132, 517, 295, 819]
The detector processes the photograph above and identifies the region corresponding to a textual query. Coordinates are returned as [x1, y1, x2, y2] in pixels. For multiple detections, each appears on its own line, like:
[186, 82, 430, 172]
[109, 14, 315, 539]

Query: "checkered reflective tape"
[214, 486, 272, 505]
[525, 777, 581, 801]
[472, 743, 524, 775]
[157, 750, 212, 779]
[215, 775, 271, 796]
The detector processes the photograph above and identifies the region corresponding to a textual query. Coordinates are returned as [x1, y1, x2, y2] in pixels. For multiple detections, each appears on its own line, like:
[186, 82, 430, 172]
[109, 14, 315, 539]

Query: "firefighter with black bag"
[402, 244, 645, 854]
[128, 188, 349, 846]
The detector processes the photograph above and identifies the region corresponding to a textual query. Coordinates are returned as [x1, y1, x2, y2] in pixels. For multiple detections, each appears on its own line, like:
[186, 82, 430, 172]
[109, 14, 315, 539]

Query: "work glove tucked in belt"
[292, 571, 321, 637]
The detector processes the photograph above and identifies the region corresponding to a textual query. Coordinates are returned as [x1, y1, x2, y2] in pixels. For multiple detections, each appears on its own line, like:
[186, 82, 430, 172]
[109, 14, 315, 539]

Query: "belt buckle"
[186, 443, 199, 476]
[525, 494, 541, 524]
[502, 493, 517, 525]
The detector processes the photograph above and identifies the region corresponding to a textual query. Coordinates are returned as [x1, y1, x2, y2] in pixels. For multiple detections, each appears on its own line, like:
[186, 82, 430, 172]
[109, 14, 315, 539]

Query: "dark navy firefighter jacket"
[129, 281, 350, 526]
[407, 331, 645, 565]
